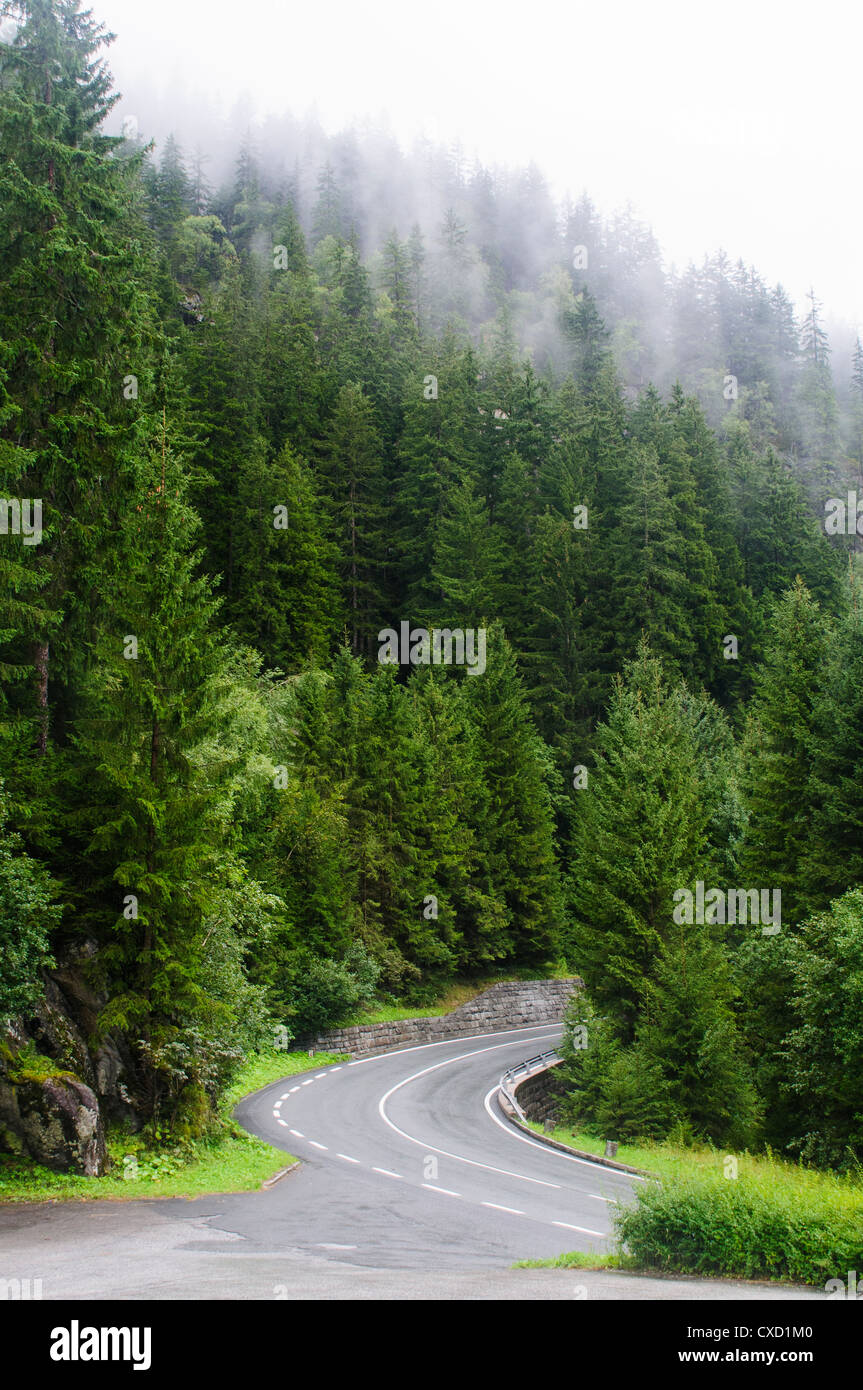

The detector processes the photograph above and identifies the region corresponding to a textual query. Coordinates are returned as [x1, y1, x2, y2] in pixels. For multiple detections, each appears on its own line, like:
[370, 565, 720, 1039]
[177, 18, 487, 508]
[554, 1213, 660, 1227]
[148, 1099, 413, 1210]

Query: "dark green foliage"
[0, 787, 60, 1022]
[2, 0, 861, 1167]
[739, 579, 829, 927]
[781, 890, 863, 1169]
[567, 643, 711, 1035]
[274, 942, 380, 1038]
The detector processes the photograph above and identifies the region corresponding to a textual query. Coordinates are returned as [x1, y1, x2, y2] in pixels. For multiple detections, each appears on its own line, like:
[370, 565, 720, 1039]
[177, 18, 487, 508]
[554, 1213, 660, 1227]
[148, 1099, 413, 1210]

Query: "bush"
[616, 1165, 863, 1287]
[286, 942, 381, 1037]
[0, 791, 60, 1024]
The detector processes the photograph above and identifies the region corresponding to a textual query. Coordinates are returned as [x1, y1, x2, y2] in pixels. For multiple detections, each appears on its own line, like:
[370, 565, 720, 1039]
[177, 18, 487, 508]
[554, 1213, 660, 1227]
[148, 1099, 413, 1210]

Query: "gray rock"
[0, 1074, 107, 1176]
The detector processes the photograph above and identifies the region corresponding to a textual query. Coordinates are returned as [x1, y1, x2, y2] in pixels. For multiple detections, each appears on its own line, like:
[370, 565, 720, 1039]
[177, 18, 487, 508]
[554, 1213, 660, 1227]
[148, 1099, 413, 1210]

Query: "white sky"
[91, 0, 863, 332]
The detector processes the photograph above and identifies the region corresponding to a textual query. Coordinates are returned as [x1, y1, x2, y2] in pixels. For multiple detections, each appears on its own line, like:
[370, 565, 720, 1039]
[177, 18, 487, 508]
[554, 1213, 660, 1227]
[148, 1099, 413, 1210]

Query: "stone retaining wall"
[307, 977, 579, 1057]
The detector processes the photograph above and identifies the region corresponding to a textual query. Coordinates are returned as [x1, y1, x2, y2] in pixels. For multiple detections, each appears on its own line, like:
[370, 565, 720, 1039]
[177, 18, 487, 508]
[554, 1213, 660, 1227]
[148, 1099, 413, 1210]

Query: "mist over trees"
[2, 0, 862, 1169]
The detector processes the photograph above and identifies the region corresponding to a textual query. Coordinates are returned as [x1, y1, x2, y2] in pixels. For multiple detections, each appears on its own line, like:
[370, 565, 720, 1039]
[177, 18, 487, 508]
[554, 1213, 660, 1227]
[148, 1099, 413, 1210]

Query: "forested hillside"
[2, 0, 862, 1171]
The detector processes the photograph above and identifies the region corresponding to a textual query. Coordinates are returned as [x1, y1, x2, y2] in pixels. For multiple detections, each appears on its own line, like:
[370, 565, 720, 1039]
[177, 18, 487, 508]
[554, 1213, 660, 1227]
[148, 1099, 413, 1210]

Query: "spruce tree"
[0, 0, 157, 753]
[459, 624, 563, 966]
[319, 382, 389, 657]
[739, 578, 830, 927]
[568, 642, 710, 1038]
[229, 441, 340, 670]
[803, 598, 863, 909]
[66, 438, 261, 1119]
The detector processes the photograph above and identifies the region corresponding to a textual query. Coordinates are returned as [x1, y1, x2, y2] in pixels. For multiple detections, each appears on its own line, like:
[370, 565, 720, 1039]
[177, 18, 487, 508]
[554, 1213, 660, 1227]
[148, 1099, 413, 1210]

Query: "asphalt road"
[236, 1023, 635, 1256]
[0, 1024, 823, 1299]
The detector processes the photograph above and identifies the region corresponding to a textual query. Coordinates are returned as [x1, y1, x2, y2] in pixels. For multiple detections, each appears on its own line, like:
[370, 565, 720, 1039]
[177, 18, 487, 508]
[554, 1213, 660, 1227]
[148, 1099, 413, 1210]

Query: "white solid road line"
[482, 1082, 648, 1183]
[346, 1021, 564, 1068]
[378, 1036, 564, 1189]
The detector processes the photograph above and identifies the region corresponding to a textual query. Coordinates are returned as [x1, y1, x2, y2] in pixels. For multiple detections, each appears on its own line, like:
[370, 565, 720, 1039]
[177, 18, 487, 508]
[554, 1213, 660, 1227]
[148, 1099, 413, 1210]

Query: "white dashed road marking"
[553, 1221, 605, 1237]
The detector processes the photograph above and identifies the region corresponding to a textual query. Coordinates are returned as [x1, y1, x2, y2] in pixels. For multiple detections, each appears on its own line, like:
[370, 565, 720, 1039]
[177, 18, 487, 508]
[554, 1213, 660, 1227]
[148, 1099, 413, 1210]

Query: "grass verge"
[521, 1121, 863, 1286]
[0, 1049, 346, 1205]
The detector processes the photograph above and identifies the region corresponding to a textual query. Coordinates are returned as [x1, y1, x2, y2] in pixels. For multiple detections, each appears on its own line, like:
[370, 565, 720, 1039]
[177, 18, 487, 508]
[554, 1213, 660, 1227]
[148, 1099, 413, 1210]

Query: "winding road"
[235, 1023, 636, 1258]
[0, 1024, 821, 1298]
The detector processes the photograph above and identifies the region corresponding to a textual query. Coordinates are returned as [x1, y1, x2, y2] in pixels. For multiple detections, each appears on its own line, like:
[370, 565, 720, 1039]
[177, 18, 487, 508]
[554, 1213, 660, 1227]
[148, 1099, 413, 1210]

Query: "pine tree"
[567, 643, 710, 1039]
[228, 441, 340, 669]
[797, 288, 840, 489]
[0, 0, 157, 754]
[393, 341, 483, 618]
[459, 624, 563, 966]
[319, 382, 389, 657]
[379, 231, 416, 341]
[803, 598, 863, 910]
[609, 442, 696, 678]
[739, 579, 830, 927]
[430, 475, 503, 626]
[312, 162, 343, 245]
[147, 134, 193, 250]
[66, 439, 263, 1120]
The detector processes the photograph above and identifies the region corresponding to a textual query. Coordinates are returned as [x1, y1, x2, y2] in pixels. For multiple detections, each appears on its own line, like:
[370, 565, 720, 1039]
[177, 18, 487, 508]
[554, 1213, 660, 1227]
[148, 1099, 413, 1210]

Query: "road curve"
[0, 1023, 822, 1298]
[235, 1023, 638, 1260]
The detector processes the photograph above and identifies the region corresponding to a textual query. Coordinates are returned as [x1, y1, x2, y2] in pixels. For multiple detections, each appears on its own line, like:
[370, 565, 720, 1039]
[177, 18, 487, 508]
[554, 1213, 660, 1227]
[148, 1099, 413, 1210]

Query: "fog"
[90, 0, 862, 331]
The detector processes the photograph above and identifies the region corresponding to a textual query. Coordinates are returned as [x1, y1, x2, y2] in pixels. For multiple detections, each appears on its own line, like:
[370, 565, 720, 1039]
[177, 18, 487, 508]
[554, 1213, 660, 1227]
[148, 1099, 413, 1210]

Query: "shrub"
[615, 1165, 863, 1286]
[285, 942, 381, 1037]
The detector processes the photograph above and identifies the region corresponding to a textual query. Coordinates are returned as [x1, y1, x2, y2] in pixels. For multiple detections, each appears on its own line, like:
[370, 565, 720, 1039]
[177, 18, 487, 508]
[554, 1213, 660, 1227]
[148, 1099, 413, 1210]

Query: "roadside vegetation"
[523, 1119, 863, 1285]
[0, 1050, 344, 1204]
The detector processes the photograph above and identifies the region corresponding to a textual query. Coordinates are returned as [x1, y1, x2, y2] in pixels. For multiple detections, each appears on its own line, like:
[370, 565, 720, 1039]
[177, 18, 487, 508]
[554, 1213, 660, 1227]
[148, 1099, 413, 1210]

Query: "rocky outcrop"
[0, 938, 136, 1175]
[0, 1072, 106, 1176]
[27, 940, 136, 1126]
[307, 977, 580, 1057]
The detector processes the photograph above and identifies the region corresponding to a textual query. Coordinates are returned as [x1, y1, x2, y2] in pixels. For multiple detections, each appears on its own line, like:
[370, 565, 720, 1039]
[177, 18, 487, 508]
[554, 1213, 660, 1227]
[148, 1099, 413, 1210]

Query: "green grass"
[522, 1120, 863, 1286]
[525, 1119, 658, 1171]
[0, 1049, 346, 1205]
[516, 1250, 622, 1270]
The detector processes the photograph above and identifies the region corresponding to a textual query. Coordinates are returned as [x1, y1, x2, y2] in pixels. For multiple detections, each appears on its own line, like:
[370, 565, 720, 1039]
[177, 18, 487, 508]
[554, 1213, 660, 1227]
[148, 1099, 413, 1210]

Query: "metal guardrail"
[498, 1048, 562, 1121]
